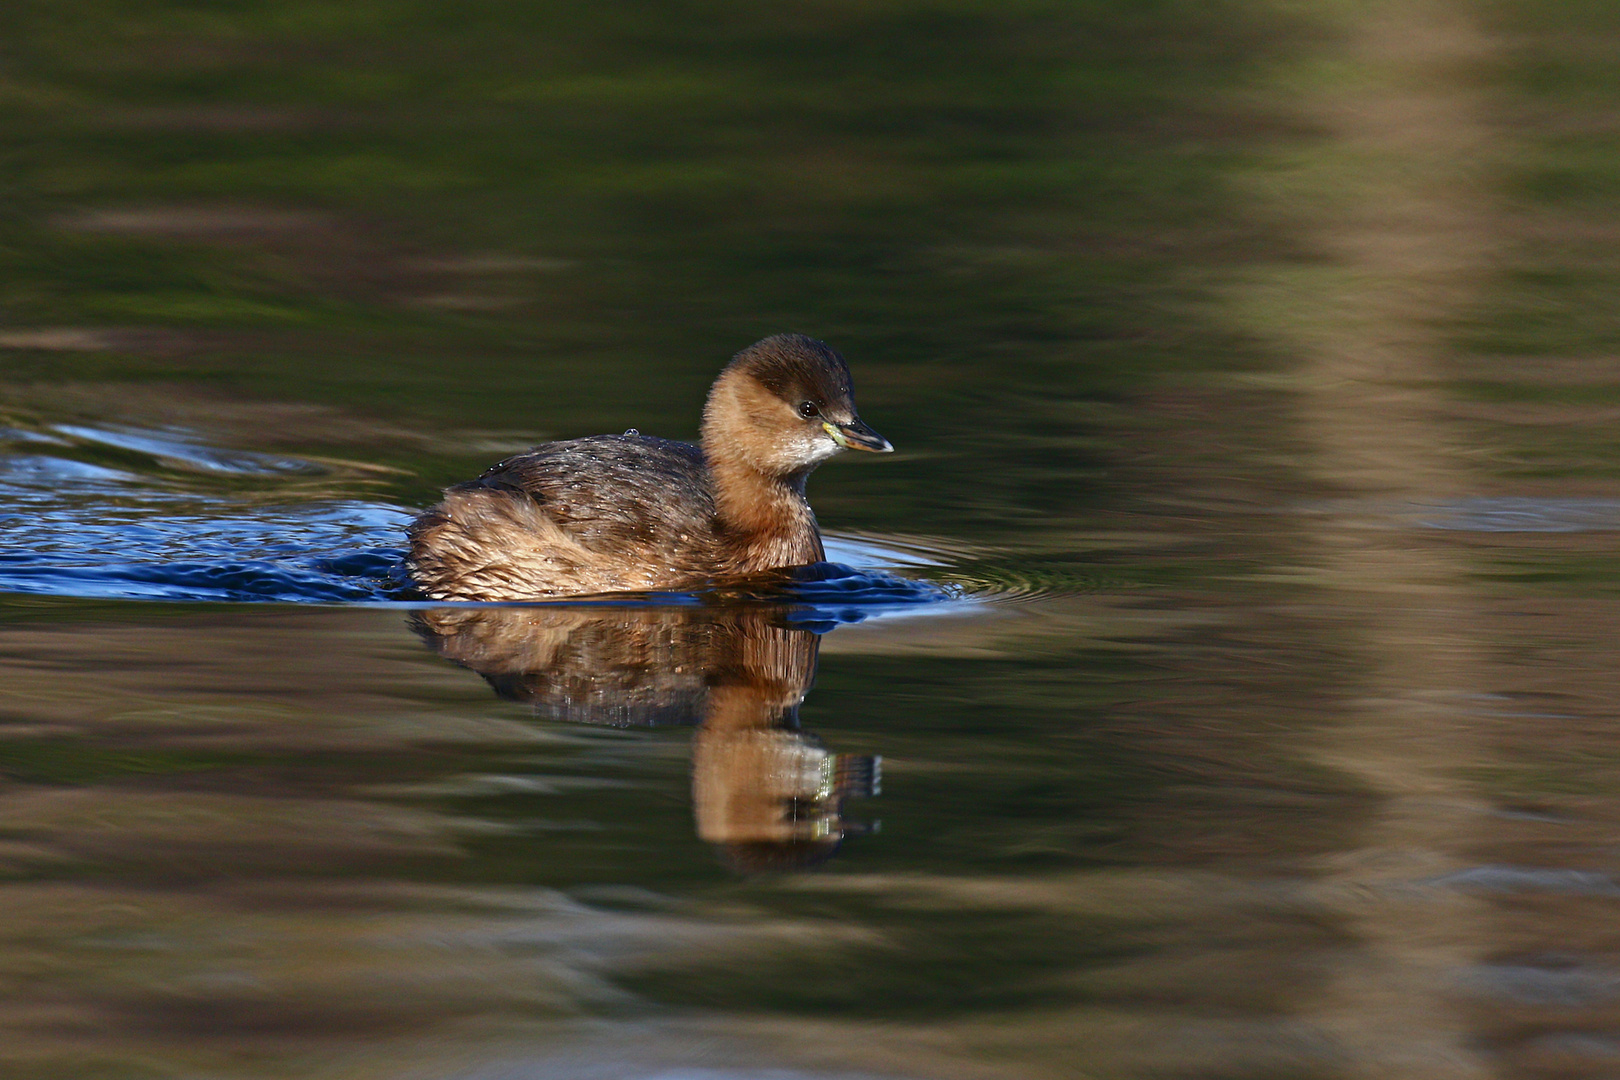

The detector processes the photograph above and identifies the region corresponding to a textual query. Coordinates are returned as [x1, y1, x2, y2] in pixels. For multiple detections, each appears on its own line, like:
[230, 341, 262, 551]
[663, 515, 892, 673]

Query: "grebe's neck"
[704, 456, 824, 568]
[700, 370, 824, 569]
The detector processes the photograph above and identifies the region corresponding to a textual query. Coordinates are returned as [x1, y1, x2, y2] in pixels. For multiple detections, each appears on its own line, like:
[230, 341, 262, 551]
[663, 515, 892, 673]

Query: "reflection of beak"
[823, 418, 894, 454]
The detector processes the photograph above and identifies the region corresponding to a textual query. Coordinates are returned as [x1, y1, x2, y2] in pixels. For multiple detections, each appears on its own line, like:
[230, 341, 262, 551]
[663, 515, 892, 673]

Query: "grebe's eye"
[797, 401, 820, 419]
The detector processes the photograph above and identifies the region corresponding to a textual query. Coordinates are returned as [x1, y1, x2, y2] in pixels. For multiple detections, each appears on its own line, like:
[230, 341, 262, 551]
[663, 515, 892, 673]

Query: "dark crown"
[729, 333, 855, 410]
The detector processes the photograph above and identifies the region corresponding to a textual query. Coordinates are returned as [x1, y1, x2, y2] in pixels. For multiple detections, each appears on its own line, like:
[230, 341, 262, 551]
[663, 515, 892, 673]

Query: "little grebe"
[406, 333, 892, 600]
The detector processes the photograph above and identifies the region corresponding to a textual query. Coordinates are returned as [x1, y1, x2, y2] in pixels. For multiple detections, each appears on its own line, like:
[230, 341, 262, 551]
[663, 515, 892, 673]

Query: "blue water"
[0, 422, 954, 618]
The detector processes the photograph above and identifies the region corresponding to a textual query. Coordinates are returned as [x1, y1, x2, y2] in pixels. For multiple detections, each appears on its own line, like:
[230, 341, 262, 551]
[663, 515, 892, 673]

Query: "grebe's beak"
[824, 418, 894, 454]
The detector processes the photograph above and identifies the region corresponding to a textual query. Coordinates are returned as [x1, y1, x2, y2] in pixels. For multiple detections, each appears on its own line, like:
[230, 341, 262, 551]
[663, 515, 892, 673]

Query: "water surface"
[6, 1, 1620, 1078]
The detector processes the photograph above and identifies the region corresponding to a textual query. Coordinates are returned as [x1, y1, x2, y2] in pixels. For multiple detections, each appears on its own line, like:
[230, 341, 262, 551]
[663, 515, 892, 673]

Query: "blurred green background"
[0, 0, 1310, 543]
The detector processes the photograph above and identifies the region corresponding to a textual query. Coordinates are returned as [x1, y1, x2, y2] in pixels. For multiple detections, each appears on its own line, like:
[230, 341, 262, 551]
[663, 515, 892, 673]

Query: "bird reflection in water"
[410, 605, 879, 871]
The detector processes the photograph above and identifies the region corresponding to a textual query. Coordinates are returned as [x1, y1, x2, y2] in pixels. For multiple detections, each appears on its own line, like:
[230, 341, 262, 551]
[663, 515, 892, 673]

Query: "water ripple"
[1301, 496, 1620, 533]
[0, 498, 412, 602]
[0, 435, 969, 617]
[50, 422, 326, 476]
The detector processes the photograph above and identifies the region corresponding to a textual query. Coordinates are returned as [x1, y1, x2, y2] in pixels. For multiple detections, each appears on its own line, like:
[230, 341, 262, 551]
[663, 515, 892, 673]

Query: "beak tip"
[829, 420, 894, 454]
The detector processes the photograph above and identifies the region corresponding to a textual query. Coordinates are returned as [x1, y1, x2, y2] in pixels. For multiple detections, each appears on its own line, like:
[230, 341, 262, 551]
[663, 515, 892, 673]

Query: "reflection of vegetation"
[0, 1, 1385, 1074]
[0, 0, 1302, 539]
[0, 737, 234, 785]
[625, 900, 1141, 1019]
[1452, 2, 1620, 480]
[1484, 551, 1620, 592]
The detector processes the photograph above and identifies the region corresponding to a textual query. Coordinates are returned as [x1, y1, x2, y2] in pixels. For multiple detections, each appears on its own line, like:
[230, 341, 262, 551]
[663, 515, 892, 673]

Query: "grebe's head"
[701, 333, 892, 478]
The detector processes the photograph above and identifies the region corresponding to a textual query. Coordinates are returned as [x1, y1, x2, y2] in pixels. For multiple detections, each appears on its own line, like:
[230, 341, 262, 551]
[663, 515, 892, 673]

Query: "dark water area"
[8, 1, 1620, 1078]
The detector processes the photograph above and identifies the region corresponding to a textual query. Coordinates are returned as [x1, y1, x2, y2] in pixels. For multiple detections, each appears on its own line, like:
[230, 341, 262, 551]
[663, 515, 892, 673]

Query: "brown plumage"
[406, 333, 893, 600]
